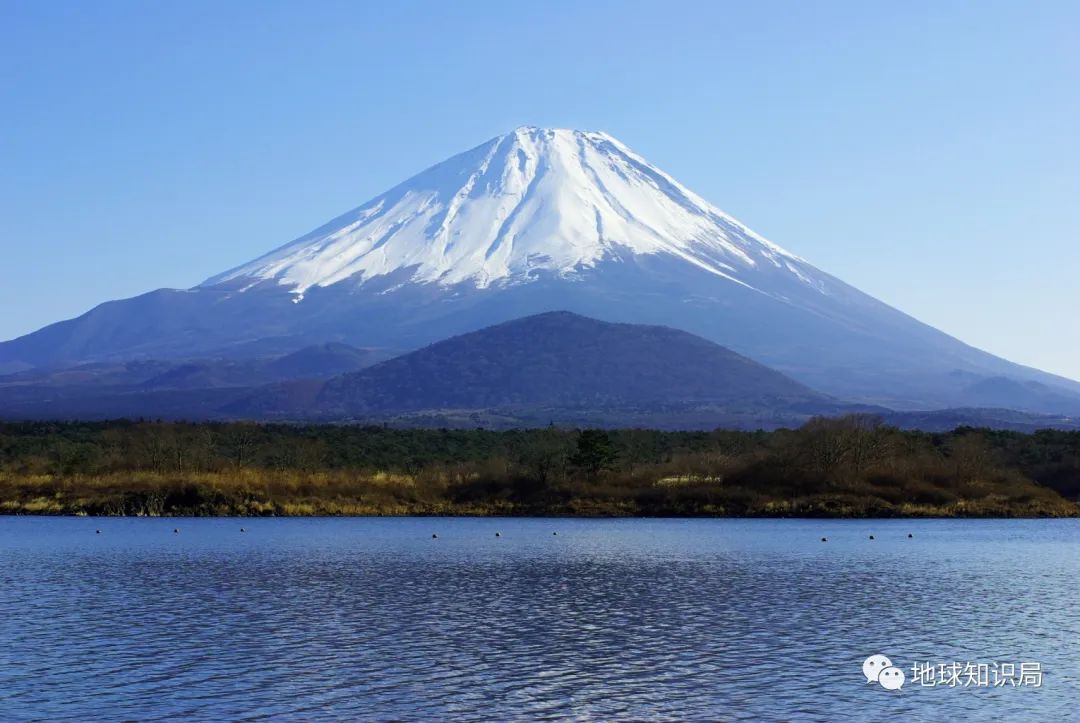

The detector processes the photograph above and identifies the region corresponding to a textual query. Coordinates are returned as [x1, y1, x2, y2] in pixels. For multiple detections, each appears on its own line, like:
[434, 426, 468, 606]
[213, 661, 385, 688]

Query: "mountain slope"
[134, 343, 386, 390]
[956, 377, 1080, 416]
[265, 342, 387, 379]
[202, 127, 818, 298]
[2, 127, 1077, 411]
[230, 312, 836, 425]
[0, 343, 389, 420]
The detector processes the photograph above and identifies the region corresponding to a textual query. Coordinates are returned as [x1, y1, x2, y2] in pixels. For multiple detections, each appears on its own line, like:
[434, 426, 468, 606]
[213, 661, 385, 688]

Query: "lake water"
[1, 517, 1077, 721]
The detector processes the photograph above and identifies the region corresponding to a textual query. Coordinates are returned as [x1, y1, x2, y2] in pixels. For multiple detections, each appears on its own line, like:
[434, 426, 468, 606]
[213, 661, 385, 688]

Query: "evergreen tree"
[570, 429, 618, 481]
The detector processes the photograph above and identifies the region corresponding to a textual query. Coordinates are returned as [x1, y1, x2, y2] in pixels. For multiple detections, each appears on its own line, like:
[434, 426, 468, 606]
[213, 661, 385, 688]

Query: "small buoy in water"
[240, 528, 246, 533]
[95, 529, 101, 534]
[908, 533, 913, 538]
[821, 537, 827, 542]
[553, 531, 558, 536]
[495, 532, 501, 537]
[173, 528, 179, 534]
[869, 535, 875, 540]
[432, 533, 438, 539]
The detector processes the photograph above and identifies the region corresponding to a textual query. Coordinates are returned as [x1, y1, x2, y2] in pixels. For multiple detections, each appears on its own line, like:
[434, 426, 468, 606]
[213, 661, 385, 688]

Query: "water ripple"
[0, 517, 1077, 720]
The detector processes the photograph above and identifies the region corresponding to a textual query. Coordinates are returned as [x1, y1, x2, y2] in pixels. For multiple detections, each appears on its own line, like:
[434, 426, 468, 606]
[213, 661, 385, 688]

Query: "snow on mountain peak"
[202, 127, 816, 296]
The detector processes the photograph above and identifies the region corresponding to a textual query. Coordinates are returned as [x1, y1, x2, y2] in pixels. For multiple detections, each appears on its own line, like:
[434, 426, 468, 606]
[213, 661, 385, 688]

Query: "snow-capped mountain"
[204, 127, 821, 300]
[3, 126, 1079, 412]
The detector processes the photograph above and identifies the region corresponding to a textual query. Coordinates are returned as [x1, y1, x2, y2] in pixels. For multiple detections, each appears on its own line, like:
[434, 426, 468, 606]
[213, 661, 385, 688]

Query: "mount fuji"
[3, 126, 1078, 412]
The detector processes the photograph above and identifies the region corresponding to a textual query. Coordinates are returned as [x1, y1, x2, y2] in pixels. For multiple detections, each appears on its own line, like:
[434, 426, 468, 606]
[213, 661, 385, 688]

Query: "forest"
[1, 416, 1078, 517]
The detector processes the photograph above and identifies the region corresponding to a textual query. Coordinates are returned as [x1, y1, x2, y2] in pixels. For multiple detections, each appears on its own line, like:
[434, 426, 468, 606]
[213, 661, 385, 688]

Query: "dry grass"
[1, 419, 1077, 517]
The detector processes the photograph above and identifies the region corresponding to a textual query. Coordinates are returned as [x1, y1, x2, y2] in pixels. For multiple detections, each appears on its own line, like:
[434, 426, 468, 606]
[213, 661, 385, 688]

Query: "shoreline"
[2, 508, 1077, 519]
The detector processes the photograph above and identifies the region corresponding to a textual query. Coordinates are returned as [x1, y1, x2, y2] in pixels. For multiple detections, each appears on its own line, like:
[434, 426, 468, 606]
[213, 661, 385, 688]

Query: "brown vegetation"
[0, 416, 1077, 517]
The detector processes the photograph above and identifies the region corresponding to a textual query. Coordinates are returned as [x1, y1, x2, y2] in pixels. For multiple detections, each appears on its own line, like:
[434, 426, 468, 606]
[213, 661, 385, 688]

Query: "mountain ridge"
[226, 311, 844, 425]
[2, 312, 1078, 432]
[2, 126, 1078, 414]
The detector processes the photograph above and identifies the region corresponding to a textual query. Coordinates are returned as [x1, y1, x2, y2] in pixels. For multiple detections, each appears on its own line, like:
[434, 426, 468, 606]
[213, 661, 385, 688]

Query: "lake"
[1, 517, 1077, 720]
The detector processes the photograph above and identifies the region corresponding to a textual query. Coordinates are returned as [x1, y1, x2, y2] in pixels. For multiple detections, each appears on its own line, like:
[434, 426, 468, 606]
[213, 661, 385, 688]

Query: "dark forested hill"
[5, 312, 1080, 431]
[231, 312, 836, 423]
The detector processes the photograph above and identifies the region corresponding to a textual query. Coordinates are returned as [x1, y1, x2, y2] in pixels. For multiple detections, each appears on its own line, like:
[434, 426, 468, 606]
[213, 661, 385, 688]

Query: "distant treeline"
[1, 417, 1078, 517]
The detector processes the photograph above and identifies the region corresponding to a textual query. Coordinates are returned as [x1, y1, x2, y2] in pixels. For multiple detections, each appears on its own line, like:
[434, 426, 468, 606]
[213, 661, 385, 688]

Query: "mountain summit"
[3, 127, 1079, 412]
[203, 127, 817, 299]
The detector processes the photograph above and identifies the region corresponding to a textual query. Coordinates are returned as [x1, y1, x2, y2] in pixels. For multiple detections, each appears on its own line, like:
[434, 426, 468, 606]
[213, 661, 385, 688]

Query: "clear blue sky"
[2, 0, 1078, 378]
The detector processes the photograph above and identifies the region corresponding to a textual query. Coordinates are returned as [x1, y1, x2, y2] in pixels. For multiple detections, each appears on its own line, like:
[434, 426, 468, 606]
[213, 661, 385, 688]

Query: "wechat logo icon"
[864, 653, 906, 691]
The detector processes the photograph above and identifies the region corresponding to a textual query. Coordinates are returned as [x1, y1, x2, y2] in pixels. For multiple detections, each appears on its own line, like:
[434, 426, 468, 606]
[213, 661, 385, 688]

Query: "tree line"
[0, 417, 1078, 516]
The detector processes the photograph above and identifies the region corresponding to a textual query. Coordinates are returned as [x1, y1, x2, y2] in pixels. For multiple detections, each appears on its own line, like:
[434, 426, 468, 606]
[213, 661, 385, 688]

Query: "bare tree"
[797, 414, 891, 483]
